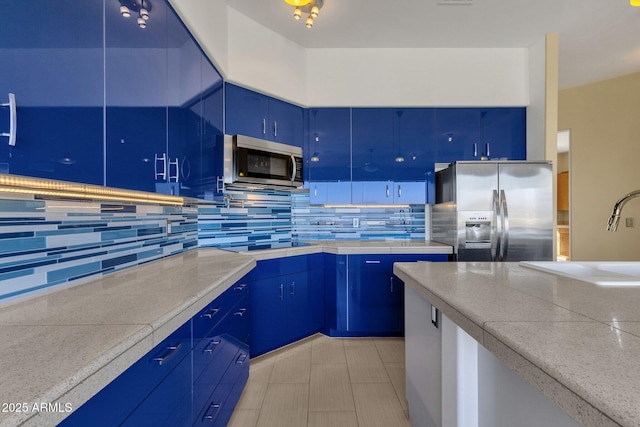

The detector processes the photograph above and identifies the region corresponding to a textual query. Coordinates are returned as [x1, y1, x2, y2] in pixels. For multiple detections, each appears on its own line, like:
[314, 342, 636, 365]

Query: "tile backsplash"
[291, 193, 426, 240]
[0, 187, 427, 302]
[0, 196, 197, 302]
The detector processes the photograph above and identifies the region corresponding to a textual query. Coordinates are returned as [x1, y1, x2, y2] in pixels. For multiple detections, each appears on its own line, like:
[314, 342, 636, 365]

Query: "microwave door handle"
[500, 189, 509, 261]
[490, 189, 500, 261]
[290, 154, 296, 182]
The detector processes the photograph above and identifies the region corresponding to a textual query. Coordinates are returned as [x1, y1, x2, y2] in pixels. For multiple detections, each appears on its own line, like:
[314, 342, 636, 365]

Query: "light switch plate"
[626, 217, 634, 228]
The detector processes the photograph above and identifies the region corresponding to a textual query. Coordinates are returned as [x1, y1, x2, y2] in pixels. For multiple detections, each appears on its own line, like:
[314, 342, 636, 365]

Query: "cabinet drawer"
[193, 281, 248, 340]
[194, 349, 250, 426]
[60, 322, 191, 426]
[120, 346, 193, 426]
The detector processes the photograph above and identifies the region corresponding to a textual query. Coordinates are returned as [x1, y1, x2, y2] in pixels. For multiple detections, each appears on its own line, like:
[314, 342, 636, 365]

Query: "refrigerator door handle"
[491, 189, 500, 261]
[500, 189, 509, 261]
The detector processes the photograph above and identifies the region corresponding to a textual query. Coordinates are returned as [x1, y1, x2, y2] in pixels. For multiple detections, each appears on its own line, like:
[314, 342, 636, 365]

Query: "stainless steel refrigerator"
[431, 161, 553, 261]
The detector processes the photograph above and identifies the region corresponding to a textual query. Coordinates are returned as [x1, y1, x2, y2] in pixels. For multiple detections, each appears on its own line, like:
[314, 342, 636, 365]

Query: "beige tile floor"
[228, 334, 410, 427]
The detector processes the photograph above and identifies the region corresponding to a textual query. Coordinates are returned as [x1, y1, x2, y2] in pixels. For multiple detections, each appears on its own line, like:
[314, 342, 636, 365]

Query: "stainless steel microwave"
[224, 135, 303, 188]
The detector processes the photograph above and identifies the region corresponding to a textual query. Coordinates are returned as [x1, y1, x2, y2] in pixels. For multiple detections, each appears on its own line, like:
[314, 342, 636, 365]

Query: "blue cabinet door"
[392, 108, 435, 182]
[226, 83, 303, 147]
[306, 108, 351, 182]
[481, 107, 526, 160]
[0, 1, 104, 184]
[347, 255, 401, 335]
[225, 83, 269, 140]
[307, 181, 352, 205]
[249, 276, 286, 356]
[352, 108, 395, 182]
[433, 108, 481, 163]
[268, 96, 304, 147]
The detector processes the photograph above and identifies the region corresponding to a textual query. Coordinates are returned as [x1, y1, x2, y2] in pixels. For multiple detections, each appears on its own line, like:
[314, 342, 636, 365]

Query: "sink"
[519, 261, 640, 287]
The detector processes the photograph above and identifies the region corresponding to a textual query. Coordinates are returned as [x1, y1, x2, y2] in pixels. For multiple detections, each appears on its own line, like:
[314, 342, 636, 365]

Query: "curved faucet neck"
[607, 189, 640, 231]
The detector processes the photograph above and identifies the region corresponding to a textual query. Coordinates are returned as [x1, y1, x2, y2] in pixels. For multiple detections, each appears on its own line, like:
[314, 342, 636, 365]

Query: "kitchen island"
[394, 261, 640, 427]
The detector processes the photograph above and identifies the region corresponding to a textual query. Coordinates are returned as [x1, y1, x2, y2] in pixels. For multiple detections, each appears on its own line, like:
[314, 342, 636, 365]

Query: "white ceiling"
[226, 0, 640, 90]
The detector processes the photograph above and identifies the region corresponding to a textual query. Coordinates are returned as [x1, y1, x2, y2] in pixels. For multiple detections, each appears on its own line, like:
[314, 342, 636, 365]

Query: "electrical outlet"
[352, 218, 359, 228]
[626, 217, 635, 228]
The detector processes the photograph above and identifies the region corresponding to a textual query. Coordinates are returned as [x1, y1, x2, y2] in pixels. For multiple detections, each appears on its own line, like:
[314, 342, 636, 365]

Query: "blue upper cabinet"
[480, 107, 526, 160]
[306, 108, 351, 182]
[433, 107, 526, 163]
[351, 108, 432, 204]
[0, 0, 104, 184]
[225, 83, 304, 148]
[433, 108, 481, 163]
[0, 0, 223, 197]
[352, 108, 395, 182]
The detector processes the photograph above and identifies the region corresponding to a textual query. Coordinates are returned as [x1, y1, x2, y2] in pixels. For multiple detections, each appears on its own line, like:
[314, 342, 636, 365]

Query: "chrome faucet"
[607, 189, 640, 231]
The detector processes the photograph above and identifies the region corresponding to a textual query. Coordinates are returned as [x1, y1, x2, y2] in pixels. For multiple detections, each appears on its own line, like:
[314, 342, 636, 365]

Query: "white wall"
[168, 0, 229, 78]
[306, 48, 529, 107]
[169, 2, 534, 108]
[226, 8, 307, 106]
[527, 36, 546, 161]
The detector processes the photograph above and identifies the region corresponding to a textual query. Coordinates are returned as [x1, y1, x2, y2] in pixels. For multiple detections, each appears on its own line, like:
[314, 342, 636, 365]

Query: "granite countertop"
[0, 248, 255, 427]
[393, 261, 640, 427]
[224, 240, 453, 260]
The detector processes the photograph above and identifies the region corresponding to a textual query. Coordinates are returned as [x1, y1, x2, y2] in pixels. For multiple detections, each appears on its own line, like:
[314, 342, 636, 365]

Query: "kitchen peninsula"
[394, 261, 640, 427]
[0, 240, 451, 426]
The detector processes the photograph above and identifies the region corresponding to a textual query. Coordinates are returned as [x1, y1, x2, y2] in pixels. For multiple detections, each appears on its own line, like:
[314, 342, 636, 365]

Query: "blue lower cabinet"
[249, 255, 325, 357]
[60, 322, 192, 427]
[329, 254, 448, 337]
[61, 277, 250, 426]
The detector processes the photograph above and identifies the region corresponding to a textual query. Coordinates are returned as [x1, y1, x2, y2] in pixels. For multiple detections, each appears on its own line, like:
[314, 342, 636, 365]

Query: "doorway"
[557, 130, 570, 261]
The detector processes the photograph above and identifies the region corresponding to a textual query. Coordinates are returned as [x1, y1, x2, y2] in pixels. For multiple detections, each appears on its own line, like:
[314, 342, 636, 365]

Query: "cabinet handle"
[431, 305, 439, 328]
[234, 283, 247, 291]
[202, 402, 222, 421]
[202, 307, 220, 318]
[1, 93, 16, 147]
[314, 185, 317, 198]
[390, 276, 394, 293]
[386, 184, 390, 198]
[280, 283, 284, 300]
[273, 121, 278, 137]
[154, 153, 167, 181]
[152, 342, 181, 365]
[235, 352, 248, 365]
[485, 143, 490, 157]
[397, 184, 402, 198]
[473, 143, 478, 157]
[203, 338, 221, 354]
[234, 308, 247, 317]
[290, 281, 295, 296]
[365, 260, 381, 264]
[262, 118, 267, 135]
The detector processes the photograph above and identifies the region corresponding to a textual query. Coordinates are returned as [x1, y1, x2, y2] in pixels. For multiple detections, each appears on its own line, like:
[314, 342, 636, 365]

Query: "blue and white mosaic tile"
[0, 197, 197, 302]
[291, 193, 426, 240]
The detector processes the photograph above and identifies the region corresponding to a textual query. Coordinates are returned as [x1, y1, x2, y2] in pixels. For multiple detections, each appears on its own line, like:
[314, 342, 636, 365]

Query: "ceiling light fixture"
[118, 0, 151, 28]
[284, 0, 323, 29]
[631, 0, 640, 6]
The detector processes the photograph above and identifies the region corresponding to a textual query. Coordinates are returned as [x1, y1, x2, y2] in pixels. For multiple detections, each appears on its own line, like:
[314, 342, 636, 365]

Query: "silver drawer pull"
[234, 308, 247, 317]
[203, 402, 222, 421]
[236, 352, 248, 365]
[365, 260, 381, 264]
[203, 339, 221, 354]
[234, 283, 247, 291]
[152, 342, 181, 365]
[202, 307, 220, 318]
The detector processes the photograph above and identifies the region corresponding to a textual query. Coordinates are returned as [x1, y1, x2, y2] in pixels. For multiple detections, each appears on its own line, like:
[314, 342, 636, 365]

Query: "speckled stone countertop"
[0, 248, 255, 427]
[393, 261, 640, 427]
[225, 240, 453, 260]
